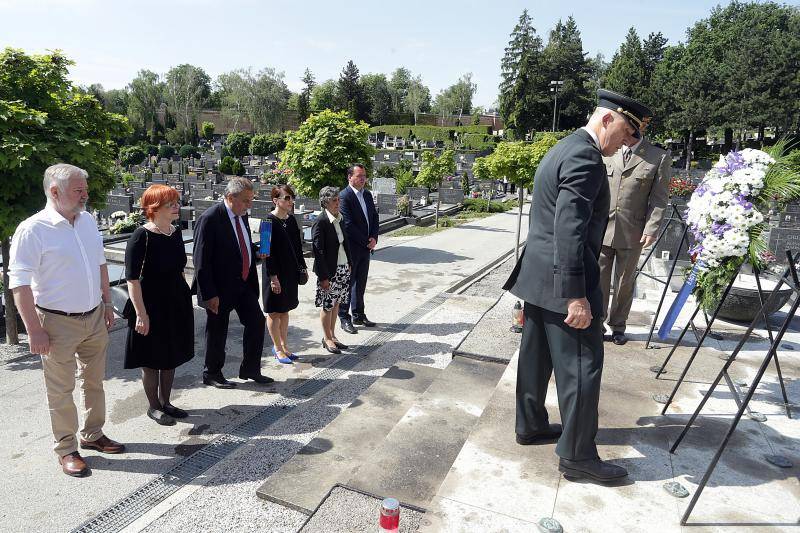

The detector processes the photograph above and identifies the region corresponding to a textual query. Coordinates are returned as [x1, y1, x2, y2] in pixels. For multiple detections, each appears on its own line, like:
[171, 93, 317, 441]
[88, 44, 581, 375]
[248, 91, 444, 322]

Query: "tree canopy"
[281, 110, 374, 196]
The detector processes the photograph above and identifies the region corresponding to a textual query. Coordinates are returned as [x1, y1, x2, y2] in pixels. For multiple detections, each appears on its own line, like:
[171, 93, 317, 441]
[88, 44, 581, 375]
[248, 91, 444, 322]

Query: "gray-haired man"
[191, 177, 271, 388]
[9, 163, 125, 477]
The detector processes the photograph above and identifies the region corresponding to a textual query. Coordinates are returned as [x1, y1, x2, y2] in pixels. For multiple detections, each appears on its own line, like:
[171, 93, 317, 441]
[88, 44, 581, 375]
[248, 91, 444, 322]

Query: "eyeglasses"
[164, 202, 180, 208]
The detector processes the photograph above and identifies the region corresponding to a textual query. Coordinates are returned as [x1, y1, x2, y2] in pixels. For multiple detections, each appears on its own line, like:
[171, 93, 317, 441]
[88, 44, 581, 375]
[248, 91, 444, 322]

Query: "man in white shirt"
[9, 163, 125, 478]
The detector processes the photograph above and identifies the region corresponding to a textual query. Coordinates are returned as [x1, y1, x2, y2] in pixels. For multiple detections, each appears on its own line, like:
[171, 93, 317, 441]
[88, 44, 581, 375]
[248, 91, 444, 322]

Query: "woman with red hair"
[124, 184, 194, 426]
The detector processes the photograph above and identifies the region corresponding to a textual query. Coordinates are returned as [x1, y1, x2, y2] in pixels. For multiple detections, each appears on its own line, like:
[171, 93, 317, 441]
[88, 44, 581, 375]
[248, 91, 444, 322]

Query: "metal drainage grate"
[71, 292, 450, 533]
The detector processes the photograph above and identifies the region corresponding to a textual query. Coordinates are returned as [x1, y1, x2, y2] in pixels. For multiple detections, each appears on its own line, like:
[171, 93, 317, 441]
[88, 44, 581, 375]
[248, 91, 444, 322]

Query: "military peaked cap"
[597, 89, 652, 138]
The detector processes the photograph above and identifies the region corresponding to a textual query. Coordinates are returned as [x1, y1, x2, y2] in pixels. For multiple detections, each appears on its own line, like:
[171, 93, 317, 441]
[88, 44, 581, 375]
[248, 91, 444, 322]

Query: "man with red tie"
[192, 177, 272, 387]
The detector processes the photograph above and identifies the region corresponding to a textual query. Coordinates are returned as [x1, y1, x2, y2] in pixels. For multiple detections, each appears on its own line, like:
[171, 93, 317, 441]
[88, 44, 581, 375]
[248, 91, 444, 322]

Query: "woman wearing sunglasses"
[262, 185, 307, 363]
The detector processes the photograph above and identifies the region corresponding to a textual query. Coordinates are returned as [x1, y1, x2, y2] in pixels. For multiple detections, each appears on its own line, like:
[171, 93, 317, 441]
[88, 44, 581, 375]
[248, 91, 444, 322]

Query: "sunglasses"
[279, 195, 295, 202]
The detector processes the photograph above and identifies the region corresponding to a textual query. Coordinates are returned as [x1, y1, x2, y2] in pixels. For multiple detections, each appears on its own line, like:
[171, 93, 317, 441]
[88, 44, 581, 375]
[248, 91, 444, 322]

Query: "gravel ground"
[300, 486, 422, 533]
[460, 254, 515, 299]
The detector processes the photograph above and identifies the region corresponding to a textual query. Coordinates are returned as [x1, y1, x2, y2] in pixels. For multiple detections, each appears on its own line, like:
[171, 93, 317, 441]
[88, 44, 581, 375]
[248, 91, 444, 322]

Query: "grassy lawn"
[389, 202, 521, 238]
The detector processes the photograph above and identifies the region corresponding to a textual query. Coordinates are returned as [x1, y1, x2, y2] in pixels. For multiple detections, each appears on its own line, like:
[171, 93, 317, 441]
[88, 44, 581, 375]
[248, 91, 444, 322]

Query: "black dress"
[262, 213, 307, 313]
[124, 226, 194, 370]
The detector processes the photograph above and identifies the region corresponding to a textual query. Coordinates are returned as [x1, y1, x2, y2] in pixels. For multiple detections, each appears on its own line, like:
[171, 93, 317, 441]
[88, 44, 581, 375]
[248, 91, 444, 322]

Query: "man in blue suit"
[338, 164, 380, 334]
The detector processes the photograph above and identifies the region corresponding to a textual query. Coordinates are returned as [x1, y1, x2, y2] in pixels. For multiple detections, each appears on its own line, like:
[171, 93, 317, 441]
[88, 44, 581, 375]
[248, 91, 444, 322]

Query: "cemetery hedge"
[157, 144, 175, 159]
[369, 124, 492, 141]
[119, 145, 146, 167]
[225, 132, 251, 159]
[179, 144, 199, 158]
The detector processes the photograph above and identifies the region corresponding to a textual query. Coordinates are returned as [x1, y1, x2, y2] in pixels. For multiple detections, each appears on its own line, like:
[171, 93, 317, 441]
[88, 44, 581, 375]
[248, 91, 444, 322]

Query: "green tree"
[225, 131, 251, 158]
[281, 109, 374, 196]
[389, 67, 412, 114]
[250, 133, 286, 156]
[0, 48, 130, 342]
[337, 60, 368, 121]
[395, 158, 415, 194]
[433, 90, 456, 126]
[216, 67, 288, 133]
[158, 144, 175, 159]
[164, 64, 210, 143]
[219, 156, 236, 175]
[201, 121, 215, 140]
[405, 75, 431, 125]
[179, 144, 198, 159]
[449, 73, 477, 124]
[603, 27, 647, 102]
[119, 145, 146, 167]
[103, 88, 129, 116]
[297, 68, 315, 123]
[127, 69, 164, 143]
[542, 16, 593, 130]
[361, 73, 392, 125]
[415, 149, 456, 227]
[310, 79, 337, 112]
[499, 9, 549, 136]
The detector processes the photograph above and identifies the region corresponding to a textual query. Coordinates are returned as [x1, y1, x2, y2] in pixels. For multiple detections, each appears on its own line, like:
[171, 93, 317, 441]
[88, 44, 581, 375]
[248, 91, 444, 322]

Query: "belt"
[35, 304, 99, 318]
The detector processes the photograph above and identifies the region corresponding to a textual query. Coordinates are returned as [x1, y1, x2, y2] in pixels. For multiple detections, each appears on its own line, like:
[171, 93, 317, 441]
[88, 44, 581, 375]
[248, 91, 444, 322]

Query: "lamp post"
[550, 80, 564, 132]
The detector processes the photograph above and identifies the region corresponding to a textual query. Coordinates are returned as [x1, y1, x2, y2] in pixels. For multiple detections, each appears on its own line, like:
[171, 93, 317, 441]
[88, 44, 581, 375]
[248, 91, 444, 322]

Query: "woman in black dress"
[262, 184, 307, 364]
[124, 185, 194, 426]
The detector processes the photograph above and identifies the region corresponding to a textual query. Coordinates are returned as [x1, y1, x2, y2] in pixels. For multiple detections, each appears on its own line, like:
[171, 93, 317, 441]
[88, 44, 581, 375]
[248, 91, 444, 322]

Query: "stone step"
[256, 362, 442, 513]
[346, 357, 506, 509]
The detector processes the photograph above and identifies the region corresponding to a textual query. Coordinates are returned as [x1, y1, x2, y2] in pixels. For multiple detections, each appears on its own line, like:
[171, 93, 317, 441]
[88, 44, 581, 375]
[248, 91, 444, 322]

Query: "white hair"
[224, 176, 254, 198]
[43, 163, 88, 200]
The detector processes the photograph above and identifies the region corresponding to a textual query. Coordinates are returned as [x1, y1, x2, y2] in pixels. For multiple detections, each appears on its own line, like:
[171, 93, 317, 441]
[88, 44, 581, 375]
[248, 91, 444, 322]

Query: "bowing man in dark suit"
[504, 89, 649, 482]
[192, 177, 272, 388]
[337, 163, 380, 334]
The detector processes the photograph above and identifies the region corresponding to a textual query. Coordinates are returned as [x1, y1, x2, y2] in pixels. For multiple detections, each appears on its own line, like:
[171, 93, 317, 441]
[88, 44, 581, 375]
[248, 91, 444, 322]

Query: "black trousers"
[516, 302, 604, 460]
[204, 285, 265, 376]
[339, 251, 370, 320]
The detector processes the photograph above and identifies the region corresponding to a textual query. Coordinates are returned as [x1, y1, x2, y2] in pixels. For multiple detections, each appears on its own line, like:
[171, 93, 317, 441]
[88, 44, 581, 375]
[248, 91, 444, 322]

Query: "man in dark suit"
[504, 89, 650, 482]
[192, 177, 272, 388]
[338, 163, 380, 334]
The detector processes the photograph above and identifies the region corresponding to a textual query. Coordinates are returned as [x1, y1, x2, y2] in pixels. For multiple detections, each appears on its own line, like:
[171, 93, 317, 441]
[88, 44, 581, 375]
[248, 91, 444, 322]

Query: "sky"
[0, 0, 760, 107]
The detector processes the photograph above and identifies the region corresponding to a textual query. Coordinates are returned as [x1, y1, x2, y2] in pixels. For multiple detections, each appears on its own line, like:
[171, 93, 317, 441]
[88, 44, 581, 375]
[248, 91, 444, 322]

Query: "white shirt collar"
[626, 139, 643, 154]
[326, 209, 342, 223]
[224, 200, 239, 220]
[43, 204, 79, 226]
[581, 126, 600, 148]
[349, 184, 363, 196]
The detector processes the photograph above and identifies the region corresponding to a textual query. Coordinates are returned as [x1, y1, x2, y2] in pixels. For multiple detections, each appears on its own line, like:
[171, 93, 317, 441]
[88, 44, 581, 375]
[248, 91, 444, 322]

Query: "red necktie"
[234, 215, 249, 281]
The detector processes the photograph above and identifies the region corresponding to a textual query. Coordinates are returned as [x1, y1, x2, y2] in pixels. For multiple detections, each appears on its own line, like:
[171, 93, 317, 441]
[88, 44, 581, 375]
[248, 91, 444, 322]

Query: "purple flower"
[720, 151, 747, 175]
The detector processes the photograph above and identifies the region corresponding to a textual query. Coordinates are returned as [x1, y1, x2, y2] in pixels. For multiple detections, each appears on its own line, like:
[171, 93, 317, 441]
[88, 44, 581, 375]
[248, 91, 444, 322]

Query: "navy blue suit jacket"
[339, 186, 379, 256]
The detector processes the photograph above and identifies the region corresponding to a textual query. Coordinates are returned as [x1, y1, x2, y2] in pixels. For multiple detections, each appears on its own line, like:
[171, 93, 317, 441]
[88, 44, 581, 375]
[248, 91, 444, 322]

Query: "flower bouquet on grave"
[685, 142, 800, 310]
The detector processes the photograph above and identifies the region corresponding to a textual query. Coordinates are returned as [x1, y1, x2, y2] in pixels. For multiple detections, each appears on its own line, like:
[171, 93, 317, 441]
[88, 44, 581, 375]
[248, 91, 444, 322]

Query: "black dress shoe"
[558, 457, 628, 481]
[353, 315, 376, 327]
[340, 319, 357, 334]
[322, 338, 342, 354]
[203, 373, 236, 389]
[333, 340, 349, 349]
[162, 404, 188, 419]
[238, 372, 275, 384]
[516, 423, 562, 445]
[611, 331, 628, 345]
[147, 408, 176, 426]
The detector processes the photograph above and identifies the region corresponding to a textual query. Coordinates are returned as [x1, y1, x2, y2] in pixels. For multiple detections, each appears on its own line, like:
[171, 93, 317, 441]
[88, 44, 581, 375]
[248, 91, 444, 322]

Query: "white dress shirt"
[326, 209, 349, 266]
[349, 185, 370, 233]
[9, 205, 105, 313]
[224, 202, 252, 266]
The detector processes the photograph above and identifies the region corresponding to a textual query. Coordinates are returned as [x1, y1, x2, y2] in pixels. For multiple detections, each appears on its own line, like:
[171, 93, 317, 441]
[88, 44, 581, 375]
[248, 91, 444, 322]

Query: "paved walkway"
[0, 207, 529, 533]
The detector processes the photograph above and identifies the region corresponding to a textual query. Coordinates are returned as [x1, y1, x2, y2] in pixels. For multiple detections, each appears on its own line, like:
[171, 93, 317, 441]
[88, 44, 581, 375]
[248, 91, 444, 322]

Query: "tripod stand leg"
[660, 271, 740, 414]
[678, 296, 799, 525]
[754, 268, 792, 418]
[653, 303, 702, 378]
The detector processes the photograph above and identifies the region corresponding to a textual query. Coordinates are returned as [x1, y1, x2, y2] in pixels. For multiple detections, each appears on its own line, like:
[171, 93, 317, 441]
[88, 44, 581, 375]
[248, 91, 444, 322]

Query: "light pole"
[550, 80, 563, 132]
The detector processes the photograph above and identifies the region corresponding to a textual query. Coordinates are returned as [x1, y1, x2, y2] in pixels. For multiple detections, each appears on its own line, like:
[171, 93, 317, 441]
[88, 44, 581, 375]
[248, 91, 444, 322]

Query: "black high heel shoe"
[333, 340, 349, 349]
[322, 338, 342, 354]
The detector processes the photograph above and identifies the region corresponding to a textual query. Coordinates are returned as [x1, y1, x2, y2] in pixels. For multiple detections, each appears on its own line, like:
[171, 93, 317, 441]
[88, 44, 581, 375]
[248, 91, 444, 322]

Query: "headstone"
[376, 193, 399, 215]
[439, 188, 464, 205]
[213, 183, 229, 198]
[768, 227, 800, 263]
[479, 180, 494, 193]
[407, 187, 429, 205]
[778, 202, 800, 228]
[249, 199, 275, 219]
[372, 178, 397, 195]
[192, 198, 219, 218]
[101, 194, 133, 217]
[653, 202, 692, 262]
[439, 180, 455, 189]
[130, 186, 147, 203]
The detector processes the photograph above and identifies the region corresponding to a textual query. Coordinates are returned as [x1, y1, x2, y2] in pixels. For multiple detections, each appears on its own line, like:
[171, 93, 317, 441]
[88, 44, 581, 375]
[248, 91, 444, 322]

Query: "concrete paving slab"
[420, 496, 539, 533]
[256, 363, 440, 512]
[349, 358, 505, 508]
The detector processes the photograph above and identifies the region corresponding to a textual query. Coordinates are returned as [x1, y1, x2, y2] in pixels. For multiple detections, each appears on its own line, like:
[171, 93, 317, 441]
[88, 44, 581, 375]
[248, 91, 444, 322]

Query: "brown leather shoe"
[80, 435, 125, 454]
[59, 451, 89, 477]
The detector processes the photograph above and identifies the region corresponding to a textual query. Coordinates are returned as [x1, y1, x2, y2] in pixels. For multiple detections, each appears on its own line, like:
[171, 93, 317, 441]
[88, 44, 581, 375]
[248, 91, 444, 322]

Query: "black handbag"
[110, 230, 148, 317]
[279, 216, 308, 285]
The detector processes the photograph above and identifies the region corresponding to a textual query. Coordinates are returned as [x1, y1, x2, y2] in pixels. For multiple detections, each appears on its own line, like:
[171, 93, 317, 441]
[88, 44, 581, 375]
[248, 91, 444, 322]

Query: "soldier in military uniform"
[600, 125, 670, 345]
[504, 89, 650, 482]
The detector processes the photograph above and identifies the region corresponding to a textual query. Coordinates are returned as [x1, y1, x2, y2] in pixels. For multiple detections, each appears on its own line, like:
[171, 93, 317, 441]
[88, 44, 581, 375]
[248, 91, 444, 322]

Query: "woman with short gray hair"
[312, 186, 352, 354]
